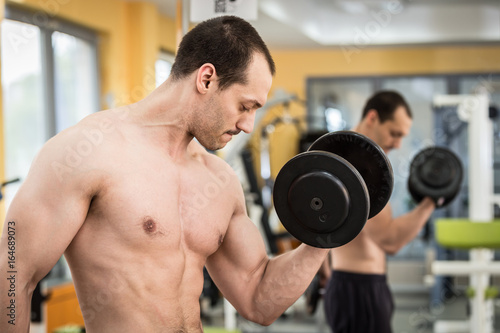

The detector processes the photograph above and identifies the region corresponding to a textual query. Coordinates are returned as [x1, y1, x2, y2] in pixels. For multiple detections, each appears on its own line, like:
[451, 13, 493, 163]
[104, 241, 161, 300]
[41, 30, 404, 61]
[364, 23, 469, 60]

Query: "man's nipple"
[143, 219, 157, 233]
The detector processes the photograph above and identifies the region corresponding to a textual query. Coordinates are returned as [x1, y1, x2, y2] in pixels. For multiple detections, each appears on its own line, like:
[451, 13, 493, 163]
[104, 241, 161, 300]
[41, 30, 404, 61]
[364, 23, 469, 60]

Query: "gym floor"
[202, 289, 500, 333]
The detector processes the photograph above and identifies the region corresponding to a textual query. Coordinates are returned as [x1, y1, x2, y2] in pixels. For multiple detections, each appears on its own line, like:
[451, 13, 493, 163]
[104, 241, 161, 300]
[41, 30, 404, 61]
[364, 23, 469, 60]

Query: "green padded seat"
[435, 218, 500, 249]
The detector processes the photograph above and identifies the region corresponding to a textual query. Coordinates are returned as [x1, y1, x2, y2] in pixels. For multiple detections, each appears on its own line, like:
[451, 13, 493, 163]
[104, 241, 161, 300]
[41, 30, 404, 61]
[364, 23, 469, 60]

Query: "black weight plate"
[308, 131, 394, 219]
[408, 146, 463, 207]
[273, 151, 369, 248]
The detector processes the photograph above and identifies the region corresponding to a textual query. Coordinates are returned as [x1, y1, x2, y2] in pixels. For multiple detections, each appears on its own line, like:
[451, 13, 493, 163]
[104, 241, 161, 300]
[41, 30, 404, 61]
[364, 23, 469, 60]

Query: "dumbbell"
[408, 146, 463, 207]
[273, 131, 394, 249]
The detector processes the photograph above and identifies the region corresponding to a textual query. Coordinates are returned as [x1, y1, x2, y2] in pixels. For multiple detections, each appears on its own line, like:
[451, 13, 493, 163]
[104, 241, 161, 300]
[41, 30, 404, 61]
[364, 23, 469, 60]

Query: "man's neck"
[128, 80, 197, 160]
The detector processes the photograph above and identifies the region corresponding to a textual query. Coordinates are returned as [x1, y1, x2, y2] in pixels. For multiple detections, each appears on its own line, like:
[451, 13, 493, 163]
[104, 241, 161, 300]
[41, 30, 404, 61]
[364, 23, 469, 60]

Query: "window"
[155, 50, 174, 87]
[1, 6, 99, 208]
[1, 19, 46, 205]
[307, 78, 372, 132]
[53, 30, 99, 132]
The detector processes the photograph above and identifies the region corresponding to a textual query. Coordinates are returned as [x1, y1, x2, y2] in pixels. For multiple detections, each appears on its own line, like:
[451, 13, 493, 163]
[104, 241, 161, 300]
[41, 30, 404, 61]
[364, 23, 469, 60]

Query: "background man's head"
[359, 90, 413, 153]
[170, 15, 276, 90]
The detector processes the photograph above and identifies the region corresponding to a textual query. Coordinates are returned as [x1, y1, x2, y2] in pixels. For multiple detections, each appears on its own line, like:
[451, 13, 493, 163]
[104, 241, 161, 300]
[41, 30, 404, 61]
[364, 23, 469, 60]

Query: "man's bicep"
[206, 212, 269, 312]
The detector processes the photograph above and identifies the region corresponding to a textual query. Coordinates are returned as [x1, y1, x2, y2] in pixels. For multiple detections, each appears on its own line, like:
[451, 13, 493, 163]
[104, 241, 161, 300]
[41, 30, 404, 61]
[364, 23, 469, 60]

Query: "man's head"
[357, 91, 413, 154]
[170, 15, 275, 90]
[171, 16, 275, 151]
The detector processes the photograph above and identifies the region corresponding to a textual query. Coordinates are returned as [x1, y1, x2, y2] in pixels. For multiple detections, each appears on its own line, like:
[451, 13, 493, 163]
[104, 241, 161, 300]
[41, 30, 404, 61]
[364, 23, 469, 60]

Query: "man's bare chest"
[85, 159, 235, 256]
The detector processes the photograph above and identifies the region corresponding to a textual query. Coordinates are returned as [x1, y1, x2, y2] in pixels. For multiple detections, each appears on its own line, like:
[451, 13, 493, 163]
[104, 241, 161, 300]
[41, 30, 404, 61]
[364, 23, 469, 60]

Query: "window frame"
[4, 4, 100, 139]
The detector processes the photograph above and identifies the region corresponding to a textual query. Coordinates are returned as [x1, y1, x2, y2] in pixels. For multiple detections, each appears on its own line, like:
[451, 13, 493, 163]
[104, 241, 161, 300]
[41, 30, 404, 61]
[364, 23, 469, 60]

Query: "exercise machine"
[432, 87, 500, 333]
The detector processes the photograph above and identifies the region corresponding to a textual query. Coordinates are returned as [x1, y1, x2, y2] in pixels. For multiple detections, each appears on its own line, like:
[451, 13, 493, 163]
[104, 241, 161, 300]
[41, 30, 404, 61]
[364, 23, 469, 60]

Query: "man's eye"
[241, 105, 250, 112]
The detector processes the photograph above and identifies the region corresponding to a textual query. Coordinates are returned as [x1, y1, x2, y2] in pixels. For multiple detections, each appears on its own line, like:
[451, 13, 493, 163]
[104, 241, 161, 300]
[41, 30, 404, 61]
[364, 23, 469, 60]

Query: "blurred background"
[0, 0, 499, 332]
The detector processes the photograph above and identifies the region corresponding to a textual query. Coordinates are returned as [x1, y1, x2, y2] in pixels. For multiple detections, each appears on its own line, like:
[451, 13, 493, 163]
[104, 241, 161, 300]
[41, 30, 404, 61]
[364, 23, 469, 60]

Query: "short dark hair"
[170, 15, 275, 91]
[361, 90, 412, 123]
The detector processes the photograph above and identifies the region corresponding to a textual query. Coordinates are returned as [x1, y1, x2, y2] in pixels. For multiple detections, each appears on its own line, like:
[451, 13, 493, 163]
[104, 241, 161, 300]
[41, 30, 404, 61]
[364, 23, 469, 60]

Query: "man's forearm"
[393, 197, 435, 249]
[250, 244, 329, 324]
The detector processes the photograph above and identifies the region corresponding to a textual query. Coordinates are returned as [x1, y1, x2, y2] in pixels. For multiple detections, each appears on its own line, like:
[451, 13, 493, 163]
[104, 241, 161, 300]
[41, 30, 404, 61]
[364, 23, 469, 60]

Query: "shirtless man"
[0, 16, 330, 332]
[322, 91, 438, 333]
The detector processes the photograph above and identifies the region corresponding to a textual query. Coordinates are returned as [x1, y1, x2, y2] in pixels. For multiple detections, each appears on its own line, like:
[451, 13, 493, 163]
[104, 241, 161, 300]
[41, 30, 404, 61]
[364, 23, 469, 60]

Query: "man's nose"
[393, 137, 402, 149]
[237, 111, 256, 134]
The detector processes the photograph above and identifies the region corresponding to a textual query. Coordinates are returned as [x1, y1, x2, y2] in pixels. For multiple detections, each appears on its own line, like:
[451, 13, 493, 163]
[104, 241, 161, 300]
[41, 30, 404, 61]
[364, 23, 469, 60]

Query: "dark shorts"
[323, 270, 394, 333]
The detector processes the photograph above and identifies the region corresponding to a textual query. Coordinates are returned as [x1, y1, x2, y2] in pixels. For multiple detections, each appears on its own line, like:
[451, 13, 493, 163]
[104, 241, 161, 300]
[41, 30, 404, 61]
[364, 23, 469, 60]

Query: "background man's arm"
[205, 169, 329, 326]
[0, 131, 97, 332]
[364, 197, 436, 255]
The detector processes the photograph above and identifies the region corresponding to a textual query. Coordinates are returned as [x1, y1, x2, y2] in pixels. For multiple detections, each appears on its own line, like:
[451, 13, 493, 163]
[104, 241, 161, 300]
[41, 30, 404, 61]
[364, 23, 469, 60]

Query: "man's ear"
[196, 63, 216, 94]
[365, 109, 380, 126]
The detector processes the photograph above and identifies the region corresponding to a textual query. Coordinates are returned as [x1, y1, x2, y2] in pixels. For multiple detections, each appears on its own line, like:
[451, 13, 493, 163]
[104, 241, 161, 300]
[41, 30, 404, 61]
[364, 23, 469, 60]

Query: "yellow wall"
[126, 1, 160, 102]
[159, 13, 177, 52]
[271, 45, 500, 100]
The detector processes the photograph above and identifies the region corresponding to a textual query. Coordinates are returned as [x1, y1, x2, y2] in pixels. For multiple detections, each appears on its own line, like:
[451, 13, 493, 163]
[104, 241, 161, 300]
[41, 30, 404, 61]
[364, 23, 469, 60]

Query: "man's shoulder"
[38, 110, 126, 183]
[50, 110, 127, 151]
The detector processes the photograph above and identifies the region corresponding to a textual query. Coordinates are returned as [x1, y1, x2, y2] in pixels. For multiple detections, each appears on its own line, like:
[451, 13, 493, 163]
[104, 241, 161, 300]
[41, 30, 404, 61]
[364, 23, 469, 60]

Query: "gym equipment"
[408, 146, 463, 207]
[431, 89, 500, 333]
[435, 218, 500, 249]
[0, 177, 20, 201]
[273, 131, 393, 248]
[308, 131, 394, 219]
